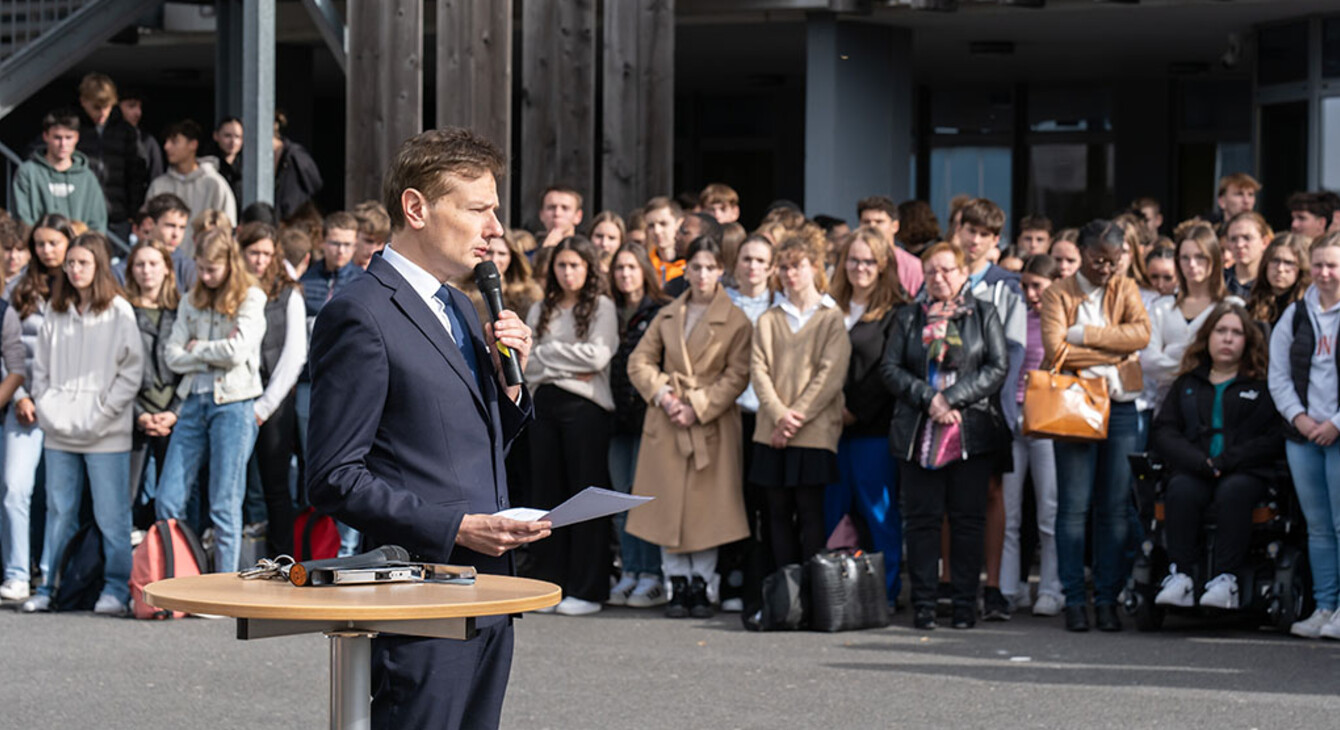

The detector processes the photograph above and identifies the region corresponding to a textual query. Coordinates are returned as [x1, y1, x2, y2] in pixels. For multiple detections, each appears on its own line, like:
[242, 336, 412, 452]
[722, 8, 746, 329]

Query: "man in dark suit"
[307, 127, 550, 729]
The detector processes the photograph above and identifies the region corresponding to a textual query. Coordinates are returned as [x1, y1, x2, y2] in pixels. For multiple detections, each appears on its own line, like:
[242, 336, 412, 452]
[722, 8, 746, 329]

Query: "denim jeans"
[1285, 439, 1340, 611]
[36, 449, 132, 604]
[1001, 432, 1062, 601]
[1054, 401, 1140, 607]
[155, 394, 259, 573]
[608, 433, 661, 576]
[1, 409, 43, 582]
[825, 436, 902, 600]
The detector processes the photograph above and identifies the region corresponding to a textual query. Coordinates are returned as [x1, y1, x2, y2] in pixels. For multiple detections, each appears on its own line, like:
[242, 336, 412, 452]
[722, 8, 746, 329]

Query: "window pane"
[929, 147, 1012, 240]
[1257, 23, 1309, 86]
[1323, 97, 1340, 191]
[1325, 18, 1340, 79]
[1258, 101, 1309, 226]
[1027, 144, 1115, 229]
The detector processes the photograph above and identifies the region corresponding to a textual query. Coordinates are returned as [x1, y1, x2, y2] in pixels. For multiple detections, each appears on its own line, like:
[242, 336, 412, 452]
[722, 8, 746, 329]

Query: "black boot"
[1064, 604, 1090, 632]
[1095, 603, 1123, 632]
[689, 576, 714, 619]
[665, 576, 690, 618]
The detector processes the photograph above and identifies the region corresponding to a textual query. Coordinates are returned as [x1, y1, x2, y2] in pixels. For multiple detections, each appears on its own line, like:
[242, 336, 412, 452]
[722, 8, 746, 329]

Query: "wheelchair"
[1123, 453, 1311, 632]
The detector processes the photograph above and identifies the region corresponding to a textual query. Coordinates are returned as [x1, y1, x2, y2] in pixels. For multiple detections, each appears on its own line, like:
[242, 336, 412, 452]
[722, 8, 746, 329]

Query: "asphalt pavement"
[2, 600, 1337, 729]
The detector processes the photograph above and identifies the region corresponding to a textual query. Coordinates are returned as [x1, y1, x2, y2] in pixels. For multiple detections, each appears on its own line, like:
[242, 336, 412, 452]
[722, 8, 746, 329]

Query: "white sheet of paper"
[493, 486, 652, 529]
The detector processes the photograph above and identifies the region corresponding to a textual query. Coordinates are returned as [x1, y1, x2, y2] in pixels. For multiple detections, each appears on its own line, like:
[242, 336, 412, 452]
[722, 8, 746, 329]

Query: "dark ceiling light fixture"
[970, 41, 1016, 55]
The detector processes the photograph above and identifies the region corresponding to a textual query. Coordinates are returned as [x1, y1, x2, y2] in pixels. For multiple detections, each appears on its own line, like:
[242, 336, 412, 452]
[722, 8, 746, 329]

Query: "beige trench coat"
[624, 287, 753, 553]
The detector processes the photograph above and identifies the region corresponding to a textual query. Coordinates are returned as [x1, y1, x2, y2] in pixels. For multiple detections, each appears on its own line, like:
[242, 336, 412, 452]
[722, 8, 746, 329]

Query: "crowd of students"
[5, 72, 1340, 640]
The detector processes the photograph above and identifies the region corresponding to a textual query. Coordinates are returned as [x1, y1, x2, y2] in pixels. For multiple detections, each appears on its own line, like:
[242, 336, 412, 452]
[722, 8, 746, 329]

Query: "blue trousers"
[824, 435, 902, 600]
[1054, 401, 1140, 607]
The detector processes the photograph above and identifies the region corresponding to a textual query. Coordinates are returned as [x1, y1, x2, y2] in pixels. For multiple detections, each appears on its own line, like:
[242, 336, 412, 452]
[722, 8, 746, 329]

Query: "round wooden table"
[145, 573, 560, 730]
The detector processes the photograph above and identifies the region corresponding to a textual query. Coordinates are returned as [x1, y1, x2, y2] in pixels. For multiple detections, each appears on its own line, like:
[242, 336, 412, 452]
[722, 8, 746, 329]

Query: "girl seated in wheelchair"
[1151, 302, 1283, 609]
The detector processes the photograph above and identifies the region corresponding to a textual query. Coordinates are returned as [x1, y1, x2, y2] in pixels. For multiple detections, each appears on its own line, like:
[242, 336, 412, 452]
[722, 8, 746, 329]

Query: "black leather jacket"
[880, 295, 1010, 462]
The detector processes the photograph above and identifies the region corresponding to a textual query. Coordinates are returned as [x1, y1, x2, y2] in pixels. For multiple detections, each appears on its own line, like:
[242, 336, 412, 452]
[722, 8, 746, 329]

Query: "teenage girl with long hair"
[155, 228, 267, 573]
[524, 236, 619, 615]
[21, 233, 143, 614]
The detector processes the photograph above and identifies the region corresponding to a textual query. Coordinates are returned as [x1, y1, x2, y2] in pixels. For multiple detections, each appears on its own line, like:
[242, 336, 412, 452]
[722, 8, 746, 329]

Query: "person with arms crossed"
[306, 128, 548, 729]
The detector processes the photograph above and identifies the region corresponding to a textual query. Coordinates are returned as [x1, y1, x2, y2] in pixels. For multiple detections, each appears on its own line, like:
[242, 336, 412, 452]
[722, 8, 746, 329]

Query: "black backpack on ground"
[53, 521, 105, 612]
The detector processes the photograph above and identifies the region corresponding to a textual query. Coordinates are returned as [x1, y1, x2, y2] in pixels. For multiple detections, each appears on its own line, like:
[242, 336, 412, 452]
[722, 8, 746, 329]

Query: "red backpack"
[130, 519, 210, 619]
[293, 507, 340, 562]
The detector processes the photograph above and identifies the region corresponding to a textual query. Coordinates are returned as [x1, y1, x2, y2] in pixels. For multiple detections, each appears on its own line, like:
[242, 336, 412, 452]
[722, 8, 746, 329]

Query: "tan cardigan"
[750, 305, 851, 452]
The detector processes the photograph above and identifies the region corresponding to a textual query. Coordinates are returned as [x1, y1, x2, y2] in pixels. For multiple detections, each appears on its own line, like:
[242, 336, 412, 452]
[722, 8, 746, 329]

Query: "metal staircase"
[0, 0, 164, 120]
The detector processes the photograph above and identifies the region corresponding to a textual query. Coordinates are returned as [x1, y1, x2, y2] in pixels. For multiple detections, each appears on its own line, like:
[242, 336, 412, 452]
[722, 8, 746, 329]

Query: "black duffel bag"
[807, 550, 890, 632]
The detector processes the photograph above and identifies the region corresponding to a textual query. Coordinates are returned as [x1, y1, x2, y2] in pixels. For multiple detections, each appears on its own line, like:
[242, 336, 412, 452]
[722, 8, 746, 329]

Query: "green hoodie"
[12, 150, 108, 232]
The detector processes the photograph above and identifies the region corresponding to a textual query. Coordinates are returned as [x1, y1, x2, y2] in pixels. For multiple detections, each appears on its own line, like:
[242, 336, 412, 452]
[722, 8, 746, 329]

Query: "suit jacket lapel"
[370, 257, 487, 413]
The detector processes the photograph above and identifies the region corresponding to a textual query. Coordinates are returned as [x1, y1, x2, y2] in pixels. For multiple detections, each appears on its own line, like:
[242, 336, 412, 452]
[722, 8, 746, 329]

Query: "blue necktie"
[435, 286, 480, 388]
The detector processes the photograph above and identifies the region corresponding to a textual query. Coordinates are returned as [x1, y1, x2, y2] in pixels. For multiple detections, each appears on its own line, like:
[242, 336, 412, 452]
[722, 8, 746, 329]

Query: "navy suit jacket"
[306, 253, 533, 575]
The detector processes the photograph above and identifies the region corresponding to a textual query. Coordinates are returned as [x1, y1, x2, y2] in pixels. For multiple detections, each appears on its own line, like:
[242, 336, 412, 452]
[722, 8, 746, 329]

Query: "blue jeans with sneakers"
[156, 394, 259, 573]
[1286, 439, 1340, 612]
[36, 449, 132, 604]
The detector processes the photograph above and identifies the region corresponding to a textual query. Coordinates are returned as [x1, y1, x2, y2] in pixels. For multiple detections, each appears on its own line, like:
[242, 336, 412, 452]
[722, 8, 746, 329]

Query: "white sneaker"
[1010, 586, 1033, 611]
[1154, 565, 1195, 608]
[19, 594, 51, 613]
[720, 597, 745, 612]
[1032, 593, 1064, 617]
[533, 604, 557, 614]
[0, 578, 31, 601]
[1292, 608, 1335, 639]
[1319, 611, 1340, 640]
[1199, 573, 1239, 610]
[93, 594, 128, 616]
[606, 573, 638, 606]
[554, 596, 602, 616]
[626, 573, 668, 607]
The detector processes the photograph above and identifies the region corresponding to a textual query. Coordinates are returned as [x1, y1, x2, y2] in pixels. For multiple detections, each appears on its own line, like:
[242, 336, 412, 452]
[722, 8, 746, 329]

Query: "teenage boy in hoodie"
[955, 198, 1028, 622]
[146, 119, 237, 258]
[12, 109, 109, 232]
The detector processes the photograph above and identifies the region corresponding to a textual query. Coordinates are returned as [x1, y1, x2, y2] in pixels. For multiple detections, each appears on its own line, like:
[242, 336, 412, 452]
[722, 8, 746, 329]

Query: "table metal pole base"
[328, 630, 377, 730]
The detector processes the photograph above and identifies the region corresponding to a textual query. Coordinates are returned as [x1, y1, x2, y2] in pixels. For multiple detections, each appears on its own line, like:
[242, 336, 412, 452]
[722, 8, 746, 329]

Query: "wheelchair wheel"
[1271, 547, 1311, 633]
[1136, 592, 1168, 632]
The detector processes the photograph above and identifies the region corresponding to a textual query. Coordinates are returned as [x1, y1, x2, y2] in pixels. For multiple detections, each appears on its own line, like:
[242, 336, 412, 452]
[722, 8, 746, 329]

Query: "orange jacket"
[649, 246, 685, 284]
[1039, 273, 1150, 393]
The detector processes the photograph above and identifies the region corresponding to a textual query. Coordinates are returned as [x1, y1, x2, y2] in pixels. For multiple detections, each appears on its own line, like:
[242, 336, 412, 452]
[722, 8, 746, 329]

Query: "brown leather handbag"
[1022, 343, 1110, 441]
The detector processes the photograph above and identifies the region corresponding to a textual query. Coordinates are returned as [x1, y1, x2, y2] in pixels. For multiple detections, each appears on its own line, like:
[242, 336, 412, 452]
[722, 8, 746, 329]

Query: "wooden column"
[437, 0, 513, 221]
[601, 0, 675, 220]
[520, 0, 596, 227]
[346, 0, 423, 208]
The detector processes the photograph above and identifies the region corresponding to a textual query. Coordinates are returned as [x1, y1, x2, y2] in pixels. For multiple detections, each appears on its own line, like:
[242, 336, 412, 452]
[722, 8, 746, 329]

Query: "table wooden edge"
[143, 573, 562, 621]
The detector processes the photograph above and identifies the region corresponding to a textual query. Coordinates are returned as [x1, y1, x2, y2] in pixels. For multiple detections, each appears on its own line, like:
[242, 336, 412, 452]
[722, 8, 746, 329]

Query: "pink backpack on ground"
[130, 519, 210, 619]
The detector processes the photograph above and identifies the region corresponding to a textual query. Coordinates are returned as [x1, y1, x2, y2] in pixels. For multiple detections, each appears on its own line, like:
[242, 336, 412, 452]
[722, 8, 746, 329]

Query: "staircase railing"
[0, 0, 89, 63]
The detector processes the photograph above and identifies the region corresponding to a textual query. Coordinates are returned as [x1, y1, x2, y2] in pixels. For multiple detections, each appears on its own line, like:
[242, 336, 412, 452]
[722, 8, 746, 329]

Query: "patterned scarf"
[917, 295, 974, 469]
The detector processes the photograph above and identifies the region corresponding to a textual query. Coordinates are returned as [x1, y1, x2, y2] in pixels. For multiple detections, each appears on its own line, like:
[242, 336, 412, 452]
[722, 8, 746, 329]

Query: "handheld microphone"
[473, 261, 525, 386]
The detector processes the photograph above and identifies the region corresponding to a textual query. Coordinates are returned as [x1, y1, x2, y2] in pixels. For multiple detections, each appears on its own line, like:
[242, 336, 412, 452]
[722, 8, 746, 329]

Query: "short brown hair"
[278, 226, 312, 267]
[643, 195, 683, 220]
[351, 200, 391, 241]
[78, 73, 117, 107]
[920, 241, 966, 268]
[1019, 214, 1053, 236]
[1218, 172, 1261, 197]
[699, 183, 739, 209]
[542, 184, 584, 210]
[191, 209, 231, 238]
[323, 211, 359, 240]
[960, 198, 1005, 236]
[856, 195, 898, 221]
[775, 235, 829, 294]
[381, 127, 506, 231]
